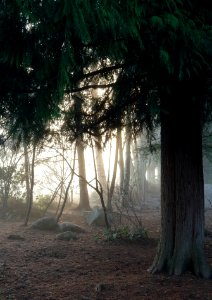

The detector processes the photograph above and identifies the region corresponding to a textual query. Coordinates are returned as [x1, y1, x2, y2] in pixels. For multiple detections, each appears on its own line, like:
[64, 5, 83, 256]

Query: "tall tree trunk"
[118, 129, 124, 193]
[91, 139, 110, 229]
[95, 137, 107, 196]
[149, 85, 212, 278]
[107, 129, 119, 211]
[56, 147, 65, 216]
[24, 143, 36, 226]
[24, 143, 30, 222]
[76, 139, 90, 210]
[121, 126, 131, 207]
[134, 137, 147, 204]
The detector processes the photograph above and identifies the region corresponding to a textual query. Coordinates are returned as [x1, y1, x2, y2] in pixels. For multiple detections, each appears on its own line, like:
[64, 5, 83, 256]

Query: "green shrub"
[103, 226, 148, 241]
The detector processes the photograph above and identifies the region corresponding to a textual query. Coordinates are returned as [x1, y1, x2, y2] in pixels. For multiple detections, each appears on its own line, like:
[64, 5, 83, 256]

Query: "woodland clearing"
[0, 209, 211, 300]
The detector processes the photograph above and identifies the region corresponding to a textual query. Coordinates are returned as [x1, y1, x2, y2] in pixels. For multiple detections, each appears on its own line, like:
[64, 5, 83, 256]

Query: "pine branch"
[81, 63, 125, 79]
[69, 83, 115, 93]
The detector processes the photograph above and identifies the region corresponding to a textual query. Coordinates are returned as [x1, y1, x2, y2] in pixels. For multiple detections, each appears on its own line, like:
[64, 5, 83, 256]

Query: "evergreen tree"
[1, 0, 212, 277]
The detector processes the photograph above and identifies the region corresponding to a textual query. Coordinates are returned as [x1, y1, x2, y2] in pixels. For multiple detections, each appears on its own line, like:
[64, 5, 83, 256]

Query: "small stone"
[7, 234, 25, 240]
[95, 283, 106, 292]
[96, 283, 113, 292]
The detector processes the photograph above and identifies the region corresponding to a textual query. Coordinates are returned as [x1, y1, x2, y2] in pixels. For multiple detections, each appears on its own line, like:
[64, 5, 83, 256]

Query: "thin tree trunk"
[57, 145, 76, 221]
[2, 183, 10, 217]
[149, 86, 212, 278]
[1, 152, 21, 217]
[56, 178, 72, 221]
[121, 126, 131, 207]
[55, 185, 64, 216]
[24, 143, 30, 222]
[95, 137, 107, 195]
[134, 137, 147, 204]
[76, 138, 90, 210]
[24, 143, 36, 226]
[43, 181, 62, 216]
[118, 129, 124, 193]
[107, 129, 119, 211]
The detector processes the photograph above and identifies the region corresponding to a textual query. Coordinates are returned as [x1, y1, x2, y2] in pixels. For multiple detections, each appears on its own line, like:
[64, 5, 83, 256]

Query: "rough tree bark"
[149, 84, 212, 278]
[76, 138, 90, 211]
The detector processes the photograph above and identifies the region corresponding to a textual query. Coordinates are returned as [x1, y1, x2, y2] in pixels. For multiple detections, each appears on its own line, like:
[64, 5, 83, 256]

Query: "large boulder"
[59, 222, 86, 233]
[31, 217, 59, 231]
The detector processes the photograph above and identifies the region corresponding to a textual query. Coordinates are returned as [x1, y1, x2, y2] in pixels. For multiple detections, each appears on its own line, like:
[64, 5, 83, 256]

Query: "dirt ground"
[0, 209, 211, 300]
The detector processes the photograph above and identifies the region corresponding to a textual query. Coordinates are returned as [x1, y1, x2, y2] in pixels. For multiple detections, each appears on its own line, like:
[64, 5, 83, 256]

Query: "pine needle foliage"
[0, 0, 212, 141]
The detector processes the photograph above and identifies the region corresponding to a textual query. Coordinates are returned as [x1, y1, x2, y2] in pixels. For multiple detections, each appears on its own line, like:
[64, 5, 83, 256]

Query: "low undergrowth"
[95, 226, 148, 242]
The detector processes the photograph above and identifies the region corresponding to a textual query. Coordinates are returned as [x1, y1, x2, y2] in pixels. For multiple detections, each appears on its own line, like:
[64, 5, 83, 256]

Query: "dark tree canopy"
[1, 1, 211, 135]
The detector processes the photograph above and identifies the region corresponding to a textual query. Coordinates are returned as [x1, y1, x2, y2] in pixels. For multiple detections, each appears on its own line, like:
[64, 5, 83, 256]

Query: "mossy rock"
[31, 217, 59, 231]
[59, 222, 86, 233]
[56, 231, 78, 241]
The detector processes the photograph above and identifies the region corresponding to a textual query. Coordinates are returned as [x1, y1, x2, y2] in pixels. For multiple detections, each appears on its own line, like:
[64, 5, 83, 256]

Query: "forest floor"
[0, 209, 211, 300]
